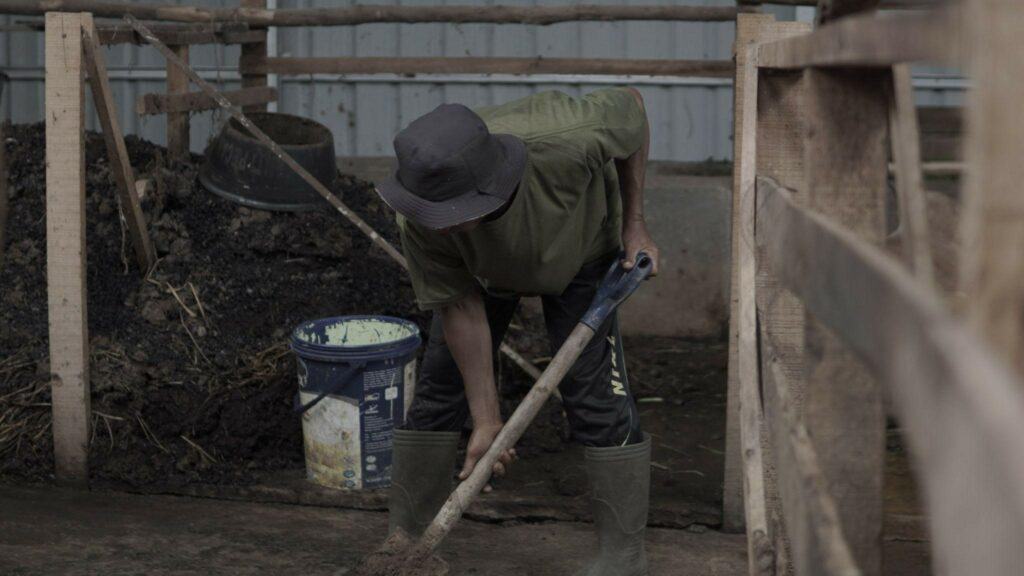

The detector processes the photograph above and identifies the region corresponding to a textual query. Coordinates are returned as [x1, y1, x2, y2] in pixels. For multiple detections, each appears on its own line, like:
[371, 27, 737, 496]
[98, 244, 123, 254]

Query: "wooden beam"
[752, 21, 812, 576]
[259, 57, 735, 78]
[757, 177, 1024, 576]
[0, 2, 740, 25]
[959, 0, 1024, 376]
[725, 13, 771, 538]
[759, 314, 861, 576]
[45, 11, 90, 484]
[800, 68, 888, 576]
[165, 44, 190, 159]
[82, 14, 155, 275]
[238, 0, 268, 114]
[136, 86, 277, 116]
[724, 15, 773, 568]
[888, 64, 935, 287]
[757, 6, 964, 70]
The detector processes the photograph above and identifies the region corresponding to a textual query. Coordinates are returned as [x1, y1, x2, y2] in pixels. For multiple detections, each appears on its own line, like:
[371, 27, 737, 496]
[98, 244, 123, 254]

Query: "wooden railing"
[724, 2, 1024, 575]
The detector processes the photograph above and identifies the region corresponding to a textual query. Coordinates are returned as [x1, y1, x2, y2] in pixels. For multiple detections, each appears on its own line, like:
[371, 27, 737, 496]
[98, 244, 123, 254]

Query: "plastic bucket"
[290, 315, 421, 490]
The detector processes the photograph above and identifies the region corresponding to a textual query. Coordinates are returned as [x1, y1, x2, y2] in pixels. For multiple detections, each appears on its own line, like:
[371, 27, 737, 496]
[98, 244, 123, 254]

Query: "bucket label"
[298, 357, 415, 491]
[359, 362, 407, 488]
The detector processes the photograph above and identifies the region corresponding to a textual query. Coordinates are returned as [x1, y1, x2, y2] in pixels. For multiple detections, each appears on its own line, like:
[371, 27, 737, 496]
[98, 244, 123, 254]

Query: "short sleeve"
[397, 215, 479, 310]
[575, 88, 648, 165]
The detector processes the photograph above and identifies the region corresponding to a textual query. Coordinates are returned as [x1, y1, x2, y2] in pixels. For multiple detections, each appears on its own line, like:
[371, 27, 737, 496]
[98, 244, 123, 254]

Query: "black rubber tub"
[199, 112, 336, 212]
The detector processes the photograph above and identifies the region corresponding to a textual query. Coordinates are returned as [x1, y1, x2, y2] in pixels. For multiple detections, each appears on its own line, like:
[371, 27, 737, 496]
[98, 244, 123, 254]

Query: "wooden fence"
[724, 2, 1024, 575]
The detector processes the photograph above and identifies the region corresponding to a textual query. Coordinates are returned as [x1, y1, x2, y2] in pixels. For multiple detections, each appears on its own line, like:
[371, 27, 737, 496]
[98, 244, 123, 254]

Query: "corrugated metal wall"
[0, 1, 963, 161]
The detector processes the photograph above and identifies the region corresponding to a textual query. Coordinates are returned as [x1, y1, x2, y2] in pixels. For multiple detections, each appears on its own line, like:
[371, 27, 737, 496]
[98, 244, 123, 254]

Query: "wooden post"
[81, 14, 155, 275]
[960, 0, 1024, 376]
[753, 20, 812, 576]
[724, 13, 810, 573]
[724, 14, 767, 535]
[726, 17, 775, 572]
[45, 11, 90, 484]
[239, 0, 268, 114]
[165, 44, 189, 159]
[801, 68, 888, 576]
[888, 63, 934, 287]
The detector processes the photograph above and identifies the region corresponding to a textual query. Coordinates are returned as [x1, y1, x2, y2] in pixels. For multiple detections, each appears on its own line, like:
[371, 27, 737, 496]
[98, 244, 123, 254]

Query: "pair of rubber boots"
[388, 429, 650, 576]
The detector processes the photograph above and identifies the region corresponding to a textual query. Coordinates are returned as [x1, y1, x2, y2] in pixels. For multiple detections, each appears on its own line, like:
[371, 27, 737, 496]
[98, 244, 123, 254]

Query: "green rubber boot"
[388, 429, 460, 538]
[577, 435, 651, 576]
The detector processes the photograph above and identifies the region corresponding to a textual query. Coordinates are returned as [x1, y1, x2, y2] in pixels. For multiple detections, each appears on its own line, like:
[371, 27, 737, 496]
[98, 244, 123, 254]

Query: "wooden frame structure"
[725, 2, 1024, 574]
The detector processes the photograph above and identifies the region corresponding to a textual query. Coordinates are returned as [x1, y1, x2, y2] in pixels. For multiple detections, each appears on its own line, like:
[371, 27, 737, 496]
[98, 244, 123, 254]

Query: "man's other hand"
[622, 218, 660, 276]
[459, 421, 517, 493]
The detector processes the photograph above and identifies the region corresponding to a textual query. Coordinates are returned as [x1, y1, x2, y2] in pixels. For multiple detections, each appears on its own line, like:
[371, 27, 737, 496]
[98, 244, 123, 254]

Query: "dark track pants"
[404, 255, 643, 447]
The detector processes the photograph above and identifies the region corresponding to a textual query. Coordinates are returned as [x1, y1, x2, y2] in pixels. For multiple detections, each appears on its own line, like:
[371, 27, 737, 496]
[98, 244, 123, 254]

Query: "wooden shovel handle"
[418, 322, 596, 551]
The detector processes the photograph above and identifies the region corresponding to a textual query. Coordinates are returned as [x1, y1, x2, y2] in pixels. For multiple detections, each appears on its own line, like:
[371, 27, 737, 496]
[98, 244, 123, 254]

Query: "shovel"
[350, 252, 654, 576]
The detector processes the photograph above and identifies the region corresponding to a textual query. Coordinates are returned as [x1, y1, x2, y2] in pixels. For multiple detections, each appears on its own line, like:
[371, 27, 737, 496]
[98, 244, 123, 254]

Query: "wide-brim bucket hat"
[377, 103, 527, 230]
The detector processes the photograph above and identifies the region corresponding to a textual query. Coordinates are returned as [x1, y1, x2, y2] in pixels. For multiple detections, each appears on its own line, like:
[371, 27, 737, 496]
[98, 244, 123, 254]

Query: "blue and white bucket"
[290, 315, 421, 490]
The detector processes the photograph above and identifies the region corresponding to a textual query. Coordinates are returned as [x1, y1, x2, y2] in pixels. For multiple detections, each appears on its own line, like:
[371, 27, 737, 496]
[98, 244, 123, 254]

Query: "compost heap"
[0, 123, 439, 485]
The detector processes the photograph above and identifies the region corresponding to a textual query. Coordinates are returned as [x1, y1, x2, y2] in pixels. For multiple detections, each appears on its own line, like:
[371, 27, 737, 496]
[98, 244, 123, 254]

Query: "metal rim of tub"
[290, 315, 422, 363]
[199, 112, 337, 212]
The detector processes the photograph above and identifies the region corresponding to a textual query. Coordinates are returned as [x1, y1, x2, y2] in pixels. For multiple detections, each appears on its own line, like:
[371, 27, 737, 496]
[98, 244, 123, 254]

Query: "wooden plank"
[0, 20, 264, 45]
[238, 0, 267, 114]
[260, 57, 735, 78]
[82, 14, 155, 275]
[724, 15, 773, 569]
[959, 0, 1024, 376]
[165, 44, 189, 159]
[136, 86, 277, 116]
[758, 6, 964, 70]
[888, 64, 935, 287]
[757, 177, 1024, 576]
[800, 68, 888, 576]
[44, 11, 90, 484]
[724, 13, 773, 538]
[758, 312, 861, 576]
[1, 2, 740, 25]
[749, 19, 813, 576]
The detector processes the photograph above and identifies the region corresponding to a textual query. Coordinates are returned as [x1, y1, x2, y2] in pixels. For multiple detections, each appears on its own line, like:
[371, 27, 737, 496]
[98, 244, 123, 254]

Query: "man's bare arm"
[614, 87, 660, 275]
[439, 292, 516, 483]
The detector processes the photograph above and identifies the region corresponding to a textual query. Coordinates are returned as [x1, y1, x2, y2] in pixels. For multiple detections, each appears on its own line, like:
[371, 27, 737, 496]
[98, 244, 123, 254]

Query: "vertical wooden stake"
[45, 11, 90, 484]
[888, 63, 934, 288]
[802, 69, 889, 576]
[166, 44, 190, 159]
[731, 16, 773, 573]
[239, 0, 269, 113]
[82, 14, 155, 275]
[960, 0, 1024, 375]
[725, 16, 812, 570]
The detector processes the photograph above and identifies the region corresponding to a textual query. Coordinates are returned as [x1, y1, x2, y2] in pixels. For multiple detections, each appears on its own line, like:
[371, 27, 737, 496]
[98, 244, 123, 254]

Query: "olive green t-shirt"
[397, 88, 647, 310]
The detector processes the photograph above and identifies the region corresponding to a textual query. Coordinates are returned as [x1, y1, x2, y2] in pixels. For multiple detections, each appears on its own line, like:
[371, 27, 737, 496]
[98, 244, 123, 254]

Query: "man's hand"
[622, 217, 660, 276]
[459, 421, 517, 493]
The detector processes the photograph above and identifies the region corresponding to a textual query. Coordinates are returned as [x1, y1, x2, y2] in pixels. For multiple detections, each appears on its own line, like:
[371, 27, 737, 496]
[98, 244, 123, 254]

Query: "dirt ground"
[0, 484, 934, 576]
